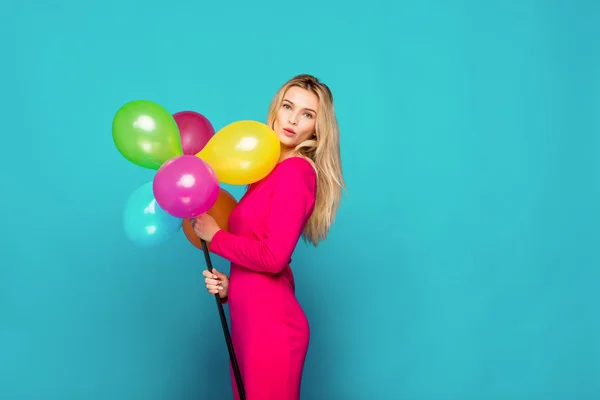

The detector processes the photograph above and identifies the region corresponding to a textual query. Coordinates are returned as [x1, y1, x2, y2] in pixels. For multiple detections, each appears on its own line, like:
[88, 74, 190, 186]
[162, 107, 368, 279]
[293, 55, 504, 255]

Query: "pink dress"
[210, 156, 316, 400]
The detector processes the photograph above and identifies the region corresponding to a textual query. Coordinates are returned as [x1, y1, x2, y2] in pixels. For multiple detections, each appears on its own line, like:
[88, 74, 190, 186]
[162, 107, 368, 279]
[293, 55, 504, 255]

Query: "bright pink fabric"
[210, 156, 316, 400]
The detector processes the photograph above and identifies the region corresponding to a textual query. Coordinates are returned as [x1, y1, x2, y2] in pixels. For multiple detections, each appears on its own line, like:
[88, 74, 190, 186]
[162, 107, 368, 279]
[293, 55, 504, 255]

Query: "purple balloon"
[173, 111, 215, 155]
[153, 155, 220, 219]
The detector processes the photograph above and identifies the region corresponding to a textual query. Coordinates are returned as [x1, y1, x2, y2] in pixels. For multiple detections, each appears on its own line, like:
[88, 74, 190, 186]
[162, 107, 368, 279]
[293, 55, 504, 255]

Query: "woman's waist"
[228, 265, 296, 297]
[229, 263, 293, 278]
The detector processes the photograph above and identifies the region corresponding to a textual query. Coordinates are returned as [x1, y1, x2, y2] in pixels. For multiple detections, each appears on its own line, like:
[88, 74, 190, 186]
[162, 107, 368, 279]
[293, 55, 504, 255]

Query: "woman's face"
[273, 86, 319, 151]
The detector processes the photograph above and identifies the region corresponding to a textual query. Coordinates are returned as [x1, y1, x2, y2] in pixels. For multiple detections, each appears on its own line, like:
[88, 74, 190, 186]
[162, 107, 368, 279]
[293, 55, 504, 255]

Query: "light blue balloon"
[123, 180, 182, 247]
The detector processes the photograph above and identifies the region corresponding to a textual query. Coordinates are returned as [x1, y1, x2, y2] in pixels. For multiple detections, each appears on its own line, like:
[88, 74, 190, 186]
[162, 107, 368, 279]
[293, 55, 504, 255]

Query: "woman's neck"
[279, 146, 297, 162]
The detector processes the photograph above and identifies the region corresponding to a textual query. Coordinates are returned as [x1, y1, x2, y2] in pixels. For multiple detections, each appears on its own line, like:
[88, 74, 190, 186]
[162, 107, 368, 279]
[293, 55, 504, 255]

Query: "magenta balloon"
[153, 155, 220, 219]
[173, 111, 215, 155]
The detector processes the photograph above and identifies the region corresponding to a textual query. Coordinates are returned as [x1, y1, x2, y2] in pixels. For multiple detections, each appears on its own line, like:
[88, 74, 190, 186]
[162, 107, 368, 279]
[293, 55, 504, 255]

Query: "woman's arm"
[209, 158, 316, 274]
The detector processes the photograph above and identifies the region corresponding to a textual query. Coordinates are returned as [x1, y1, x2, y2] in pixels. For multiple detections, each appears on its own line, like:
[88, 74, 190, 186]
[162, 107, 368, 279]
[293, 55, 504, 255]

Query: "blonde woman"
[192, 74, 345, 400]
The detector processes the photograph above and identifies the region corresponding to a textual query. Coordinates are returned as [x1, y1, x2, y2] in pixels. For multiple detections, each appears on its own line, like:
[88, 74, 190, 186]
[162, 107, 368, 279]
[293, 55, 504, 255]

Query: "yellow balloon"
[196, 120, 281, 185]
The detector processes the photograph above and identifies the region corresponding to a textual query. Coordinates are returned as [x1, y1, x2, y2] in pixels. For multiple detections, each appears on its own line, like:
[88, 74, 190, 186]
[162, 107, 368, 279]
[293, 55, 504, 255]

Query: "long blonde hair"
[266, 74, 346, 246]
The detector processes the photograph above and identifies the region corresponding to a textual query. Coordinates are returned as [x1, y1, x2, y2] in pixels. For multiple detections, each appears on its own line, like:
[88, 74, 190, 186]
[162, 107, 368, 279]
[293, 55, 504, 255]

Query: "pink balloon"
[153, 155, 220, 219]
[173, 111, 215, 155]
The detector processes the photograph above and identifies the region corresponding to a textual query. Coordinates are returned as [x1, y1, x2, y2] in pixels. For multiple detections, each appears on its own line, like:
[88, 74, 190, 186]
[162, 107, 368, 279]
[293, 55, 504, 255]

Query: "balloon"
[182, 188, 238, 250]
[196, 120, 280, 185]
[153, 155, 220, 219]
[112, 100, 183, 170]
[173, 111, 215, 155]
[123, 180, 183, 247]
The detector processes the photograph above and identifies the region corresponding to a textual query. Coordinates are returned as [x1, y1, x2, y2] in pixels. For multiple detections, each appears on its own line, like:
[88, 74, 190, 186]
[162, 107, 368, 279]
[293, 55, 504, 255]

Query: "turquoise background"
[2, 0, 599, 399]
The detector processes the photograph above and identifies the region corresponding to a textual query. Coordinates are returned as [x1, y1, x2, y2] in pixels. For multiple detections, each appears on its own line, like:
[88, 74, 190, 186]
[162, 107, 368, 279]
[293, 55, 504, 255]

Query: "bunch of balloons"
[112, 100, 280, 248]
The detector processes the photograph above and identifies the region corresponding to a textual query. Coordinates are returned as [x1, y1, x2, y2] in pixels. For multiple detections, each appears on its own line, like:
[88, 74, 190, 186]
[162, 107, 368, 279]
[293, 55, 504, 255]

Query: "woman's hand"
[203, 268, 229, 299]
[191, 214, 221, 242]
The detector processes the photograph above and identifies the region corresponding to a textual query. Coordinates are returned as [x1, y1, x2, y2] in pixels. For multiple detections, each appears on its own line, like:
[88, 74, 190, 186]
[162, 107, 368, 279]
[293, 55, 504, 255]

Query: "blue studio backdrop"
[2, 1, 599, 399]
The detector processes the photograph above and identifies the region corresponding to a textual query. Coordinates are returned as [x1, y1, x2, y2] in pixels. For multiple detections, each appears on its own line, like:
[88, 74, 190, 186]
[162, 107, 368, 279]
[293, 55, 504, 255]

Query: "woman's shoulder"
[250, 157, 313, 186]
[277, 156, 316, 173]
[276, 156, 316, 176]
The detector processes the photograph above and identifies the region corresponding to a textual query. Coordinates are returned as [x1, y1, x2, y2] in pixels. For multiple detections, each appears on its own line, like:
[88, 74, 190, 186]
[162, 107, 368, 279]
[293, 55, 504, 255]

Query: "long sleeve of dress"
[209, 157, 317, 274]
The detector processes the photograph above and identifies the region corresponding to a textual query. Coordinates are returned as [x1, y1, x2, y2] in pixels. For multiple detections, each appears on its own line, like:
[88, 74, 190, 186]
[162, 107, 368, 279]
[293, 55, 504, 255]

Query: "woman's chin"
[276, 134, 296, 148]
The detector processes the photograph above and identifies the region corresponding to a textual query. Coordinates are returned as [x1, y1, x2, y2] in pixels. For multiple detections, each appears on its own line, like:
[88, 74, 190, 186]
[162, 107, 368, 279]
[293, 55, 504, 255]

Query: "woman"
[191, 74, 345, 400]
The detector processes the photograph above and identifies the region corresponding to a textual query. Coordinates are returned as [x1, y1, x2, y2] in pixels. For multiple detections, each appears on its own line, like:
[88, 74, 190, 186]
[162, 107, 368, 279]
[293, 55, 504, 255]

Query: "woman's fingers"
[205, 277, 220, 286]
[203, 269, 223, 281]
[203, 269, 225, 295]
[207, 285, 223, 294]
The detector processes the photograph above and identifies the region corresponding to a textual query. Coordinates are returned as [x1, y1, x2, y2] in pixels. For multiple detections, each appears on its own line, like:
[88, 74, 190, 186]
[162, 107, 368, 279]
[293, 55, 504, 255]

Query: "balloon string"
[200, 239, 246, 400]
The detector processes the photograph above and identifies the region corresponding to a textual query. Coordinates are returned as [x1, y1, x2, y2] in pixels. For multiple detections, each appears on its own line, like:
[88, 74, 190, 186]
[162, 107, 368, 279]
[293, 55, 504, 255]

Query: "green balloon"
[112, 100, 183, 170]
